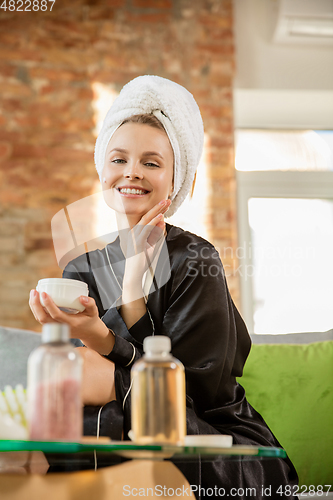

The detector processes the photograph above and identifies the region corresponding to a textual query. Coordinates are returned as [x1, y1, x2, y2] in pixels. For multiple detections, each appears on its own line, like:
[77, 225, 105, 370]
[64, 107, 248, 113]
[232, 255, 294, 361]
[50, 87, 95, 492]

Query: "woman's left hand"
[119, 199, 170, 326]
[123, 199, 171, 286]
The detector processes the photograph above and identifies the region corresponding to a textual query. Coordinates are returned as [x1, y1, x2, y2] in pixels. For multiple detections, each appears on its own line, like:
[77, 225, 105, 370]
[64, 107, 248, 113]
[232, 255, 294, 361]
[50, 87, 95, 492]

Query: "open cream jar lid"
[36, 278, 89, 314]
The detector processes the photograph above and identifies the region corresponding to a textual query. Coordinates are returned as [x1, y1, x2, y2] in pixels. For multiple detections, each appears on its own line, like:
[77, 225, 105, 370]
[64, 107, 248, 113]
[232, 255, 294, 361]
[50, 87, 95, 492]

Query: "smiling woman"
[29, 75, 298, 498]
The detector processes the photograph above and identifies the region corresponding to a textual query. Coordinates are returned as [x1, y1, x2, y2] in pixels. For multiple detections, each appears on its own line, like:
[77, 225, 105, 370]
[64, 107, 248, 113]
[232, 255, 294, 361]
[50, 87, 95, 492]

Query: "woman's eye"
[111, 158, 126, 164]
[145, 162, 160, 168]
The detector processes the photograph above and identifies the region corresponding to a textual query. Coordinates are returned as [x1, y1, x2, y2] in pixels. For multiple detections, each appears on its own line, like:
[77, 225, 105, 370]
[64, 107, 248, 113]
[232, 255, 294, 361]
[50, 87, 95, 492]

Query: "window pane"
[235, 130, 333, 172]
[248, 198, 333, 334]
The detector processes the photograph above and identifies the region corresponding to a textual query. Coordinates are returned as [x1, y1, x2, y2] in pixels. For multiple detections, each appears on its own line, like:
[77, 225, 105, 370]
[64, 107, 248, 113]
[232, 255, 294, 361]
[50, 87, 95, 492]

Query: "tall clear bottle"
[27, 323, 83, 441]
[131, 335, 186, 444]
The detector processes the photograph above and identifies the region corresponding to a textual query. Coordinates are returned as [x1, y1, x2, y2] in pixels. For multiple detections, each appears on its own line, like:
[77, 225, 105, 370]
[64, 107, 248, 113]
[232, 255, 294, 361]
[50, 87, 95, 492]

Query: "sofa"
[239, 330, 333, 495]
[1, 325, 332, 496]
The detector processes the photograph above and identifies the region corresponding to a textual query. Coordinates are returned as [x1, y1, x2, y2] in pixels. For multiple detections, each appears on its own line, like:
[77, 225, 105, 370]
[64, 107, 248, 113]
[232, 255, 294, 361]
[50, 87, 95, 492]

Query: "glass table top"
[0, 439, 287, 460]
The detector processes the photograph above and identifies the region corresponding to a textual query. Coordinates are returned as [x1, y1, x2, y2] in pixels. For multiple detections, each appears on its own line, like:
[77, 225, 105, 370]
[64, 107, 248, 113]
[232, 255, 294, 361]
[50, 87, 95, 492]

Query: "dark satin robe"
[63, 224, 298, 499]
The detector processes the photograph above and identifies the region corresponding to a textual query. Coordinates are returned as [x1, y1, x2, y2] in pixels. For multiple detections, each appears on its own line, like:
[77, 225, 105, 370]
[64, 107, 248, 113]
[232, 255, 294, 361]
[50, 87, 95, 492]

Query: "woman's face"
[102, 122, 174, 223]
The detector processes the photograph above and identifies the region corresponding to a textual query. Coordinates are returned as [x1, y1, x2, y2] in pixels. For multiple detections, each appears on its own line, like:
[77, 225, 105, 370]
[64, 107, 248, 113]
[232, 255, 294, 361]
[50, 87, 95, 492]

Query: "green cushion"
[239, 340, 333, 487]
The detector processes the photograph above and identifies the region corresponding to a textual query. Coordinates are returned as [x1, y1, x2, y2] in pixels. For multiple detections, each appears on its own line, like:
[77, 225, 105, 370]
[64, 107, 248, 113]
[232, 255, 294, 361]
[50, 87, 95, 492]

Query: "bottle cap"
[143, 335, 171, 354]
[42, 323, 70, 343]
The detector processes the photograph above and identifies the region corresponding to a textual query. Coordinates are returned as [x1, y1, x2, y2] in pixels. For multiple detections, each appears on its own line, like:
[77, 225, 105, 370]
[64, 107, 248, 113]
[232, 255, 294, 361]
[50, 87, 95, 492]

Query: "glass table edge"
[0, 440, 287, 458]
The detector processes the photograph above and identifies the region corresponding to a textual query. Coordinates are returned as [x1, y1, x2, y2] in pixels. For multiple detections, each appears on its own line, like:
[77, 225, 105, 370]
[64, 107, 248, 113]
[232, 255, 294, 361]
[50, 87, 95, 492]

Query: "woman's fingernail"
[158, 213, 164, 219]
[81, 296, 89, 304]
[159, 200, 166, 205]
[41, 292, 47, 300]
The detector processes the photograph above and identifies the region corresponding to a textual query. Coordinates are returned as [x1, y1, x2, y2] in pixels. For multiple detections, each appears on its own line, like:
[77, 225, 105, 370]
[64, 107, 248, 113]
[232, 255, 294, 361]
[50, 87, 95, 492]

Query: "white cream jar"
[36, 278, 89, 314]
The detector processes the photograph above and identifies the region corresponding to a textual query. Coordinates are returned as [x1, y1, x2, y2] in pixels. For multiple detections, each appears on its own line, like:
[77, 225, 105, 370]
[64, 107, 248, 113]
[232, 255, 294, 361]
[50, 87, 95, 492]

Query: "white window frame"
[233, 88, 333, 333]
[236, 169, 333, 333]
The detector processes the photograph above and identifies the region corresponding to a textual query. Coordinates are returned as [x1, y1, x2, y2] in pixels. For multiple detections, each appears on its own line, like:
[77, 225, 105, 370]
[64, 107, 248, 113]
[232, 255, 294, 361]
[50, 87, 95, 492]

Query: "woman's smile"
[116, 184, 151, 197]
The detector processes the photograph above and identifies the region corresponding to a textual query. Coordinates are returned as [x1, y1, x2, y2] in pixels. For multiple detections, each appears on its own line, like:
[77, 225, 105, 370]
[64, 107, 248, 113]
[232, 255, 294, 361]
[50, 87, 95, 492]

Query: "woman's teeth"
[119, 188, 147, 195]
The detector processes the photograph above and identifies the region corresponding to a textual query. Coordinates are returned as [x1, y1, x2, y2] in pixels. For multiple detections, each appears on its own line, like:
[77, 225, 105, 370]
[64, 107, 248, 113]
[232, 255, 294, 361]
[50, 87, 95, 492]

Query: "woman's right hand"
[29, 291, 115, 355]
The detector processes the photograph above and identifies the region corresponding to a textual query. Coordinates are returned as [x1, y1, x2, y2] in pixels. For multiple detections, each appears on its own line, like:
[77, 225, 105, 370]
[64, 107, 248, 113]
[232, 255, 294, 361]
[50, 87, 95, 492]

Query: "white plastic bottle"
[131, 335, 186, 444]
[27, 323, 83, 441]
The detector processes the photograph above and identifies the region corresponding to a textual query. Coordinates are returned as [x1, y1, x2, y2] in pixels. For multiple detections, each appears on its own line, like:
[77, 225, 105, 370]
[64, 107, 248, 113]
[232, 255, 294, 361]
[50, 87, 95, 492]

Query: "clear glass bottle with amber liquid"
[131, 335, 186, 444]
[27, 323, 83, 441]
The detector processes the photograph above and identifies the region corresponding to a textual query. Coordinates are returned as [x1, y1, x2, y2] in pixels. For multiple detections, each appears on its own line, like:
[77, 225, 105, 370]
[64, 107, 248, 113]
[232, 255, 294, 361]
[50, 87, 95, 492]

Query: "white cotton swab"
[0, 391, 9, 416]
[0, 385, 28, 430]
[15, 384, 26, 407]
[4, 385, 19, 416]
[14, 384, 28, 425]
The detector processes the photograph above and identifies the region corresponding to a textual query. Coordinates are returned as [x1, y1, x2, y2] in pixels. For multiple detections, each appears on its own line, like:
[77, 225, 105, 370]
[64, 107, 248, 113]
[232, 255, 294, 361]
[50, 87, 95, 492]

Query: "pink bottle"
[27, 323, 83, 441]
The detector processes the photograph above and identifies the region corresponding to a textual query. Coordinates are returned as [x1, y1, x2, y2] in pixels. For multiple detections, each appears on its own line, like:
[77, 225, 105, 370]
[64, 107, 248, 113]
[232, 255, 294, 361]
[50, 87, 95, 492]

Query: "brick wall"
[0, 0, 239, 331]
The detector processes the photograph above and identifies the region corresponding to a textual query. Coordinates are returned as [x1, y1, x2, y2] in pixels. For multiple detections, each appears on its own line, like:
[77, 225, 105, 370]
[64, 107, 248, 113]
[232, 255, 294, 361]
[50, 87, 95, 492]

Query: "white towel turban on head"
[94, 75, 204, 218]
